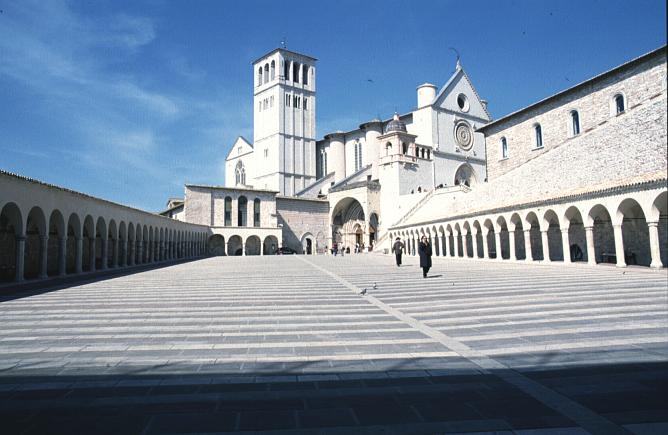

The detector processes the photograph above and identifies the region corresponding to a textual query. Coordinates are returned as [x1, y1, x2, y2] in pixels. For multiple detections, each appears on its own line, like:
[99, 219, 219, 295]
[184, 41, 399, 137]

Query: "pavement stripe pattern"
[0, 254, 666, 434]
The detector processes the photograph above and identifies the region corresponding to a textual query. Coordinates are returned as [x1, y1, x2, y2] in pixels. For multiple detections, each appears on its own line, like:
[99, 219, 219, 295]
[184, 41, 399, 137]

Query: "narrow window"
[615, 94, 625, 114]
[257, 67, 262, 86]
[402, 142, 408, 154]
[270, 96, 274, 107]
[258, 101, 262, 112]
[534, 124, 543, 148]
[324, 151, 327, 174]
[264, 149, 268, 158]
[427, 149, 431, 159]
[238, 196, 247, 227]
[303, 65, 309, 85]
[385, 142, 392, 155]
[224, 197, 232, 226]
[283, 60, 289, 80]
[285, 94, 291, 107]
[415, 145, 419, 157]
[354, 143, 359, 171]
[304, 97, 308, 110]
[270, 60, 275, 80]
[264, 64, 269, 84]
[571, 110, 580, 135]
[501, 137, 508, 159]
[293, 62, 300, 83]
[357, 142, 363, 169]
[293, 95, 298, 107]
[253, 198, 261, 227]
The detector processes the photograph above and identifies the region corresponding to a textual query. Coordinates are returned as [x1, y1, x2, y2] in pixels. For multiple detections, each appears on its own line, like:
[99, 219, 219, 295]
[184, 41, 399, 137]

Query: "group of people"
[392, 236, 432, 278]
[327, 242, 370, 256]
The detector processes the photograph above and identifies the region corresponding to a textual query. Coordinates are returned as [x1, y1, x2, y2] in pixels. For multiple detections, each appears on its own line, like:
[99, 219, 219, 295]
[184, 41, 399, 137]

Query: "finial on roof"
[393, 112, 400, 121]
[449, 47, 461, 69]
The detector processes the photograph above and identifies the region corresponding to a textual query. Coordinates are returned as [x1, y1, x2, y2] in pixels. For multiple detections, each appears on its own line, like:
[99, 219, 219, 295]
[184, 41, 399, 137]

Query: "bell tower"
[252, 48, 317, 195]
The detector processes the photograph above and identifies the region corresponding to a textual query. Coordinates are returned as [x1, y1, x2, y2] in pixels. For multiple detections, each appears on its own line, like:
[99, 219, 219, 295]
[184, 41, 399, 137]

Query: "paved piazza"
[1, 255, 667, 434]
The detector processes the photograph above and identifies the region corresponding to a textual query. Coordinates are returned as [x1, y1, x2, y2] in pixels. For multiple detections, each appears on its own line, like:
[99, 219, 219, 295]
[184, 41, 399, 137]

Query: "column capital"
[647, 221, 659, 228]
[584, 225, 594, 231]
[560, 228, 569, 234]
[16, 236, 26, 242]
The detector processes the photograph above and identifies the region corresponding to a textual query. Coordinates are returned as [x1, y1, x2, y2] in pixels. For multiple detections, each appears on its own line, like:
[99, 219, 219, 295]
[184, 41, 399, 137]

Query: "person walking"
[418, 235, 432, 278]
[392, 237, 405, 267]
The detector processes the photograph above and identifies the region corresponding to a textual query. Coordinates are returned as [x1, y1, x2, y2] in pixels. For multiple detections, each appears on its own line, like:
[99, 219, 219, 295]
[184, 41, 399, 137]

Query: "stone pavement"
[0, 254, 666, 434]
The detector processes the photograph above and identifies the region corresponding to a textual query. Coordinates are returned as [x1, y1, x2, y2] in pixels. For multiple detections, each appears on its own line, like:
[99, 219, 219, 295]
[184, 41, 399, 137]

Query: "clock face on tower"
[454, 121, 473, 150]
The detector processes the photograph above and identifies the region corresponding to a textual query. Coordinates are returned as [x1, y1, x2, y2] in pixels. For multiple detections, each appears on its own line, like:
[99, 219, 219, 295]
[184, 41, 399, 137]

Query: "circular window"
[454, 121, 473, 150]
[457, 93, 469, 112]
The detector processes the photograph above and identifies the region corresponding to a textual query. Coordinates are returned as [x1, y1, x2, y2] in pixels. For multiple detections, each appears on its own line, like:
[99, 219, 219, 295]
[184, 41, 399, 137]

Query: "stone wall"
[276, 197, 329, 253]
[485, 49, 666, 181]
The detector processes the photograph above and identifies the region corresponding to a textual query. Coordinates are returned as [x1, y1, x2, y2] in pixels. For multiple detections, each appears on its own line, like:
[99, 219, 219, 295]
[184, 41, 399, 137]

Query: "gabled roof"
[431, 63, 491, 119]
[224, 136, 254, 161]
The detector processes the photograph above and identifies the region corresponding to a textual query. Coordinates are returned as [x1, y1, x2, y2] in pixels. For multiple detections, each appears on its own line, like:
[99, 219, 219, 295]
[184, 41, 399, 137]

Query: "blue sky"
[1, 0, 665, 212]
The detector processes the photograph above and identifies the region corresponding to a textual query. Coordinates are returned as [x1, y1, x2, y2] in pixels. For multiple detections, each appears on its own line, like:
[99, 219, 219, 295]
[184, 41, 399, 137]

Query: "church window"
[293, 95, 299, 107]
[324, 151, 328, 175]
[534, 124, 543, 148]
[235, 160, 245, 185]
[264, 149, 268, 158]
[257, 67, 262, 86]
[283, 60, 289, 80]
[457, 93, 470, 112]
[270, 96, 274, 107]
[270, 60, 275, 80]
[402, 142, 408, 154]
[293, 62, 300, 83]
[421, 148, 425, 159]
[354, 141, 363, 171]
[264, 64, 269, 84]
[614, 94, 625, 114]
[303, 65, 309, 85]
[224, 197, 232, 226]
[304, 97, 308, 110]
[385, 142, 392, 155]
[415, 145, 419, 157]
[570, 110, 580, 136]
[501, 137, 508, 159]
[427, 149, 431, 159]
[357, 142, 363, 170]
[253, 199, 261, 227]
[285, 94, 291, 107]
[238, 196, 248, 227]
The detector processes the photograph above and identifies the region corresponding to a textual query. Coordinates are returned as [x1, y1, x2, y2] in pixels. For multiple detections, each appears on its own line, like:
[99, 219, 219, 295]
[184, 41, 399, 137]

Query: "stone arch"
[483, 218, 496, 259]
[94, 217, 107, 270]
[158, 227, 164, 261]
[563, 206, 587, 262]
[246, 235, 261, 255]
[525, 211, 542, 261]
[263, 235, 279, 255]
[431, 225, 439, 256]
[454, 222, 463, 257]
[24, 206, 47, 280]
[462, 221, 473, 257]
[108, 219, 117, 268]
[542, 209, 562, 261]
[228, 235, 243, 256]
[301, 232, 315, 255]
[118, 221, 127, 266]
[47, 209, 65, 277]
[82, 215, 95, 272]
[616, 198, 650, 266]
[66, 213, 81, 274]
[1, 203, 24, 282]
[650, 191, 667, 267]
[445, 224, 454, 257]
[331, 197, 366, 248]
[509, 213, 526, 260]
[207, 234, 225, 256]
[142, 225, 149, 263]
[127, 222, 135, 266]
[454, 163, 477, 187]
[135, 224, 143, 263]
[437, 225, 446, 257]
[472, 220, 483, 258]
[495, 216, 510, 259]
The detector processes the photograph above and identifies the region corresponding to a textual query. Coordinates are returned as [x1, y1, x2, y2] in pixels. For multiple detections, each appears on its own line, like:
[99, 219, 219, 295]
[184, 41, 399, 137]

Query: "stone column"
[112, 239, 119, 268]
[482, 232, 489, 259]
[541, 230, 551, 263]
[159, 242, 164, 261]
[585, 226, 596, 265]
[101, 238, 108, 270]
[89, 239, 96, 272]
[473, 233, 480, 258]
[453, 233, 460, 258]
[441, 234, 447, 257]
[242, 242, 246, 256]
[508, 231, 516, 261]
[58, 236, 67, 276]
[494, 232, 502, 260]
[15, 236, 26, 282]
[613, 224, 626, 268]
[121, 240, 128, 267]
[524, 229, 533, 261]
[39, 235, 49, 279]
[75, 237, 83, 273]
[648, 222, 663, 269]
[561, 229, 571, 264]
[128, 240, 134, 266]
[137, 241, 143, 265]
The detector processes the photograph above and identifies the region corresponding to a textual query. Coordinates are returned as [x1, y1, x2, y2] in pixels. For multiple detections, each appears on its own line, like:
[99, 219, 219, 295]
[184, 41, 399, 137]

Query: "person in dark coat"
[418, 235, 432, 278]
[392, 237, 405, 267]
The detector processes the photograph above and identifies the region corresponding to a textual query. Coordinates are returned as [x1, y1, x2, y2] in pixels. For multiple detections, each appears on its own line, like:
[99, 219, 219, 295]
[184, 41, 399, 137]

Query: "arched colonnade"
[389, 190, 667, 269]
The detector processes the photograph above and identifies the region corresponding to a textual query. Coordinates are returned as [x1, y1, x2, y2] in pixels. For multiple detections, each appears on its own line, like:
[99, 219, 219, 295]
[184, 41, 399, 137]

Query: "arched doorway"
[454, 163, 477, 187]
[207, 234, 226, 256]
[245, 236, 261, 255]
[263, 235, 279, 255]
[228, 235, 243, 256]
[368, 213, 379, 249]
[331, 197, 366, 250]
[301, 233, 314, 255]
[0, 202, 23, 282]
[617, 198, 650, 266]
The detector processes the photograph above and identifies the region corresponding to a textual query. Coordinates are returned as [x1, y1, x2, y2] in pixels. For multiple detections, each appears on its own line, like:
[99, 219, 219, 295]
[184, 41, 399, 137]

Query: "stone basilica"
[0, 45, 666, 284]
